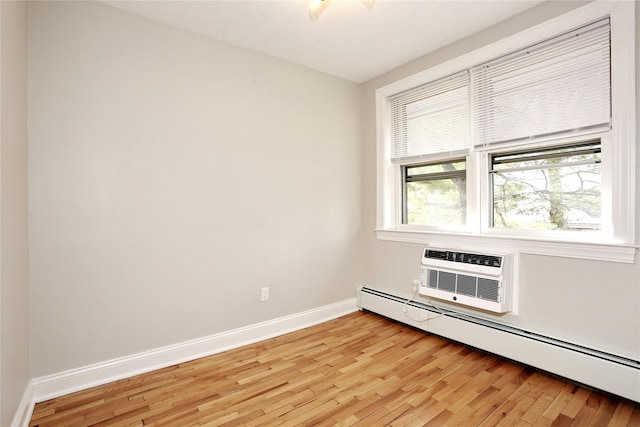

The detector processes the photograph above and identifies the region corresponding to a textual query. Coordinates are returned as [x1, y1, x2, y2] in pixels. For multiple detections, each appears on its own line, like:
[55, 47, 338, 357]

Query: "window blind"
[472, 18, 611, 147]
[390, 71, 470, 163]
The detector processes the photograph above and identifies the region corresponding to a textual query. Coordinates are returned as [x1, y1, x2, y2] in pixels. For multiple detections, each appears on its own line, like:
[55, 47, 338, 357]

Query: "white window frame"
[375, 0, 637, 263]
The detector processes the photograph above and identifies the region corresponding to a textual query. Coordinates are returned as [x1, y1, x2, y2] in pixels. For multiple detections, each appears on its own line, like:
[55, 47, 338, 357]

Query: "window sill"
[375, 229, 638, 264]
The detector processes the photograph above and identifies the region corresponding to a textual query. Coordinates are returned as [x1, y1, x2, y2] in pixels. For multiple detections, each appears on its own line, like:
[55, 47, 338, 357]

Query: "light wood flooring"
[29, 310, 640, 426]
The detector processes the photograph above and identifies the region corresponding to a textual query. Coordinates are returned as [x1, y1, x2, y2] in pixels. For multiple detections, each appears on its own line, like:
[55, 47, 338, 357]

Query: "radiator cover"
[357, 285, 640, 403]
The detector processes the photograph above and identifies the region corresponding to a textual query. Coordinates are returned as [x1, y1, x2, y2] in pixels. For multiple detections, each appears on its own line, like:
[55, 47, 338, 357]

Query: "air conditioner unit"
[419, 247, 513, 313]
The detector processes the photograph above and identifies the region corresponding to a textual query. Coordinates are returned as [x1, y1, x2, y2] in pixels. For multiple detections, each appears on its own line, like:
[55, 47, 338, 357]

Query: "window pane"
[491, 144, 601, 231]
[407, 161, 465, 177]
[493, 144, 600, 169]
[406, 176, 466, 226]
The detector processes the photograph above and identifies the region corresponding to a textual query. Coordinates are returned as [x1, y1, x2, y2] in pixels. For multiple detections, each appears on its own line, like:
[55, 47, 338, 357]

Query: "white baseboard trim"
[15, 298, 357, 426]
[11, 381, 34, 427]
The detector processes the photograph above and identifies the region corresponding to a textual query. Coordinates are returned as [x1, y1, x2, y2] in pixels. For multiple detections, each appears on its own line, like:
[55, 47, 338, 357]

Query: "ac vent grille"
[456, 274, 476, 297]
[426, 269, 500, 303]
[478, 277, 500, 302]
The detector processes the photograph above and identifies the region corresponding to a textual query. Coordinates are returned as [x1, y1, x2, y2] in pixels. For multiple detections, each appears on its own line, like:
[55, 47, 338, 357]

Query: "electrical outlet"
[261, 287, 269, 302]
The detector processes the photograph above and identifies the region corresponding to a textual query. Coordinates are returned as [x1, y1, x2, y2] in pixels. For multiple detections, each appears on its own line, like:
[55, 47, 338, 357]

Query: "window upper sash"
[390, 71, 470, 163]
[472, 18, 611, 148]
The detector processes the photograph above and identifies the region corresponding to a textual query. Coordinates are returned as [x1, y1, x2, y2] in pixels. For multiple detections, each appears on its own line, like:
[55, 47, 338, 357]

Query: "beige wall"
[28, 1, 362, 377]
[0, 1, 29, 426]
[360, 0, 640, 361]
[637, 0, 640, 243]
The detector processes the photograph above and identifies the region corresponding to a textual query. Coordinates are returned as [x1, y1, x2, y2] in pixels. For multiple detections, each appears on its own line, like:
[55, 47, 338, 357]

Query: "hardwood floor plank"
[560, 386, 592, 419]
[607, 401, 637, 426]
[627, 407, 640, 426]
[549, 413, 573, 426]
[540, 384, 577, 422]
[589, 395, 619, 427]
[423, 408, 454, 426]
[520, 392, 556, 425]
[476, 396, 519, 426]
[28, 311, 639, 427]
[360, 403, 414, 426]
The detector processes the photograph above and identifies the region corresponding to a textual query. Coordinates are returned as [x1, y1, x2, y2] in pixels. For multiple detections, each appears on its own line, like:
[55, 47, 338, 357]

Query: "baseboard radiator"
[357, 286, 640, 403]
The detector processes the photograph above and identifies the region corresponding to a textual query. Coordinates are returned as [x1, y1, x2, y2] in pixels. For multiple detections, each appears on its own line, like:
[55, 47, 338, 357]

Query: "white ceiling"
[103, 0, 545, 83]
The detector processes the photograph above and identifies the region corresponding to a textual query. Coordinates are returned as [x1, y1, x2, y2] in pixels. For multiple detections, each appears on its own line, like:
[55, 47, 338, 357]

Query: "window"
[376, 1, 636, 263]
[490, 142, 601, 232]
[404, 160, 466, 227]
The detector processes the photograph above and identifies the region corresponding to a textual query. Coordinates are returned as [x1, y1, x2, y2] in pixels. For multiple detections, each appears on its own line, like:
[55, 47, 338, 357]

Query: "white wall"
[0, 1, 29, 426]
[28, 1, 362, 378]
[361, 1, 640, 361]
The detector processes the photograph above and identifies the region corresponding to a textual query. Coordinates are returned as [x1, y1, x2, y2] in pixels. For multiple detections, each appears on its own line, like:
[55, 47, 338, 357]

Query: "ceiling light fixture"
[308, 0, 328, 20]
[309, 0, 374, 21]
[308, 0, 326, 14]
